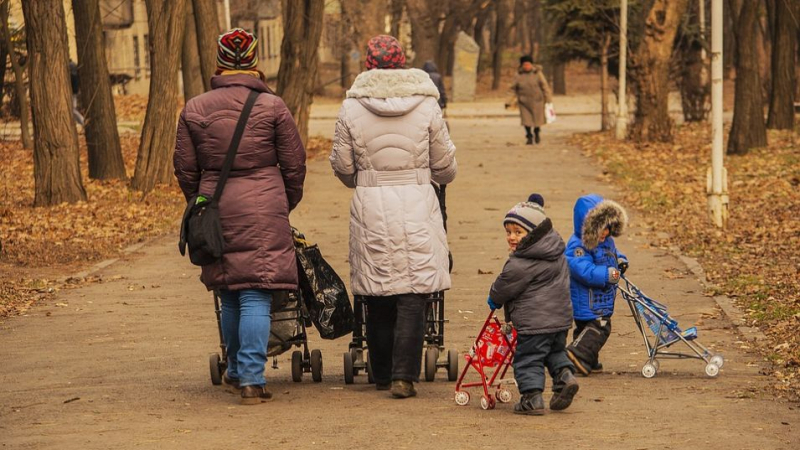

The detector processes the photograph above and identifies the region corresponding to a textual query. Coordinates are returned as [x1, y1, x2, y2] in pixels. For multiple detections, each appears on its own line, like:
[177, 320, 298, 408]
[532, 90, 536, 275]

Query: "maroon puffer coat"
[173, 74, 306, 291]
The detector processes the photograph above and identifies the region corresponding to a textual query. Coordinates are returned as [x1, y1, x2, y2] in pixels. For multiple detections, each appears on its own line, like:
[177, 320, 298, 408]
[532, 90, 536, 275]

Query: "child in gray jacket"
[487, 194, 579, 415]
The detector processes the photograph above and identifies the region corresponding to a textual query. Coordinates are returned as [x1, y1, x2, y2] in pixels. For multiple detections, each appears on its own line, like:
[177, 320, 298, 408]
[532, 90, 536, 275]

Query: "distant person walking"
[422, 60, 447, 112]
[173, 28, 306, 405]
[330, 35, 457, 399]
[506, 55, 552, 145]
[69, 60, 85, 127]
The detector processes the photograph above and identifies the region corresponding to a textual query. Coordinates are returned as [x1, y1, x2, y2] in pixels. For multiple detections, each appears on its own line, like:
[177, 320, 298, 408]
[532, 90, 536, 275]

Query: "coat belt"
[356, 169, 432, 187]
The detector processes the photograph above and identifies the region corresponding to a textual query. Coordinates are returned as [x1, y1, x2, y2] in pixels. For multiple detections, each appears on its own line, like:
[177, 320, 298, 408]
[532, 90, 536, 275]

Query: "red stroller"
[454, 311, 518, 410]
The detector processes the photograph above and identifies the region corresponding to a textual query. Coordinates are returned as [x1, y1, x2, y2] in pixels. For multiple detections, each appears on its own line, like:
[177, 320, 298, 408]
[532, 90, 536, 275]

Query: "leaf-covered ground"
[0, 133, 332, 318]
[572, 124, 800, 398]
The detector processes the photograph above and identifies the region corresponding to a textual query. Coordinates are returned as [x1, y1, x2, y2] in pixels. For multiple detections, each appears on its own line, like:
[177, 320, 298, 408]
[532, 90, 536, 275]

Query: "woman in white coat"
[330, 35, 457, 398]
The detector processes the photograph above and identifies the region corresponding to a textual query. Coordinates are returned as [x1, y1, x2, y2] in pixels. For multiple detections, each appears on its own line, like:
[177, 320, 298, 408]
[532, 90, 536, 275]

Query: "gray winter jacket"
[489, 219, 573, 335]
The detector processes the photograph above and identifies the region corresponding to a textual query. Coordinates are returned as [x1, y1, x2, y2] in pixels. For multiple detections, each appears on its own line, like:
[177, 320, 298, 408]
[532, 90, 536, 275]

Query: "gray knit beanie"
[504, 195, 547, 232]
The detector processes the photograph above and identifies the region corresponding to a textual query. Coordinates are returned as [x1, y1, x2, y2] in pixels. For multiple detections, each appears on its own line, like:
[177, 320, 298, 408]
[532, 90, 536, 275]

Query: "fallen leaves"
[573, 123, 800, 398]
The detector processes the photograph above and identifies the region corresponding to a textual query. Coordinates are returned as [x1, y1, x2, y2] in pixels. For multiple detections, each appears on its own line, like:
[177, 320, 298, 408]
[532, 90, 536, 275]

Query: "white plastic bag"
[545, 102, 557, 124]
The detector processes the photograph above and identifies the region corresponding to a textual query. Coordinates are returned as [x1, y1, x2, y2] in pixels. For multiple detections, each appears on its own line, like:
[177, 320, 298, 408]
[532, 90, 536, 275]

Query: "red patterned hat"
[217, 28, 258, 71]
[365, 35, 406, 70]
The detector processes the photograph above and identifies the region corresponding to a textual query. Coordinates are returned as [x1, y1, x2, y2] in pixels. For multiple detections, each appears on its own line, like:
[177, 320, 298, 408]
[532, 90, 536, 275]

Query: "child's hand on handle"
[617, 257, 629, 274]
[607, 267, 621, 284]
[487, 297, 499, 310]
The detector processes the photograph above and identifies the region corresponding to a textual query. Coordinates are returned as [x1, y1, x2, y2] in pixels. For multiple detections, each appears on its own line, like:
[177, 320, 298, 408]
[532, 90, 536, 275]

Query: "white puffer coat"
[330, 68, 457, 296]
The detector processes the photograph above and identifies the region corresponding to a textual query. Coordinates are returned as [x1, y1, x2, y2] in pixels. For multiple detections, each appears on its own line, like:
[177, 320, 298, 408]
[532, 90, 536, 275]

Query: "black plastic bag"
[294, 234, 354, 340]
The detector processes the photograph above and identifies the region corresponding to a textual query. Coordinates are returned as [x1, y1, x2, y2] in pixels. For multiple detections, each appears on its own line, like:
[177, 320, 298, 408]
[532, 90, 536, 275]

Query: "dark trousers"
[568, 317, 612, 367]
[513, 331, 573, 394]
[365, 294, 426, 384]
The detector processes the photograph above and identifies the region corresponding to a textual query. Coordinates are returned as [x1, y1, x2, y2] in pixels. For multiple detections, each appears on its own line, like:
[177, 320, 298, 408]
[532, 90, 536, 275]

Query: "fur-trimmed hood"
[573, 194, 628, 250]
[347, 68, 440, 100]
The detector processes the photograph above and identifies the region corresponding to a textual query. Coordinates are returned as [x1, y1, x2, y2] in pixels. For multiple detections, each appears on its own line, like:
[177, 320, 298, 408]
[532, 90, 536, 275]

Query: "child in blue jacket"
[565, 194, 628, 375]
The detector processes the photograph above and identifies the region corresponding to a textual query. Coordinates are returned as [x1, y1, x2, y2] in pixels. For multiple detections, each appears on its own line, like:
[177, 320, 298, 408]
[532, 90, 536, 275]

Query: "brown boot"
[223, 373, 241, 390]
[240, 385, 273, 405]
[390, 380, 417, 398]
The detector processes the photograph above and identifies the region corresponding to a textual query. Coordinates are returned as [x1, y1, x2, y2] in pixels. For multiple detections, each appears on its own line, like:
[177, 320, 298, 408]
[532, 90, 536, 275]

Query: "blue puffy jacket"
[566, 194, 628, 321]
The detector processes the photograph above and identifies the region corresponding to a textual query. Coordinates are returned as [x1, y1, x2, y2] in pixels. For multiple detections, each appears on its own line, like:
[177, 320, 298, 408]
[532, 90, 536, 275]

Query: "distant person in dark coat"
[68, 60, 84, 126]
[422, 60, 447, 111]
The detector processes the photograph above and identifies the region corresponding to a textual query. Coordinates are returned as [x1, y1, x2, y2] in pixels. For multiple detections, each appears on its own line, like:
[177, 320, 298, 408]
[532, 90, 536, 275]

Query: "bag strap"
[212, 89, 260, 204]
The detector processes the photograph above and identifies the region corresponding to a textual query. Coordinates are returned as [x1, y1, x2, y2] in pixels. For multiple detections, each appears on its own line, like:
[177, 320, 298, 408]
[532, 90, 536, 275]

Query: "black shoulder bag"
[179, 89, 260, 266]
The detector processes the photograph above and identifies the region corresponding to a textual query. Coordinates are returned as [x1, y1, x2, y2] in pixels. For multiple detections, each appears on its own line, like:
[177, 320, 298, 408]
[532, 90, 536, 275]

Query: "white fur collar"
[346, 68, 440, 100]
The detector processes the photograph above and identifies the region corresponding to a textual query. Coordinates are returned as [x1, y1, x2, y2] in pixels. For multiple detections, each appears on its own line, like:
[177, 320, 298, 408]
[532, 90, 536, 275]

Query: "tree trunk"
[630, 0, 689, 143]
[528, 0, 542, 62]
[436, 14, 459, 74]
[551, 61, 566, 95]
[192, 0, 221, 92]
[766, 0, 796, 130]
[341, 0, 386, 71]
[182, 0, 205, 101]
[73, 0, 127, 180]
[132, 0, 187, 193]
[601, 32, 611, 131]
[491, 0, 510, 90]
[474, 9, 489, 72]
[1, 1, 31, 149]
[727, 0, 767, 154]
[0, 25, 6, 111]
[407, 0, 440, 67]
[679, 1, 710, 122]
[21, 0, 86, 205]
[390, 0, 405, 38]
[277, 0, 324, 146]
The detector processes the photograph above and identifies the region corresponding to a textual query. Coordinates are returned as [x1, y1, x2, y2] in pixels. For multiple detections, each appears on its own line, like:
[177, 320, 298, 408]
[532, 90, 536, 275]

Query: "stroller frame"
[453, 311, 517, 410]
[619, 276, 724, 378]
[208, 289, 324, 385]
[342, 184, 458, 384]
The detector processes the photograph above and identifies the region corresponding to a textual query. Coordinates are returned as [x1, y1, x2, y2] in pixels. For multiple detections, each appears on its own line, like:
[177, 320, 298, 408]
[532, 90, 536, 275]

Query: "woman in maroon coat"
[173, 29, 306, 405]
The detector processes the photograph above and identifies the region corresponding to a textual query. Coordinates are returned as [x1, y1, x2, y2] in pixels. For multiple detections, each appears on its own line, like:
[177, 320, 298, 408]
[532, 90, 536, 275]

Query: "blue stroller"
[619, 276, 724, 378]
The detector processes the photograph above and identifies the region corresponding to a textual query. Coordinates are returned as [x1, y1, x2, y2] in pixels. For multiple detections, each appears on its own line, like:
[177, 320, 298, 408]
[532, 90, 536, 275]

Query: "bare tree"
[765, 0, 796, 130]
[182, 0, 205, 101]
[341, 0, 387, 71]
[73, 0, 127, 180]
[727, 0, 767, 154]
[390, 0, 405, 37]
[192, 0, 221, 91]
[406, 0, 441, 66]
[629, 0, 689, 142]
[21, 0, 86, 205]
[132, 0, 187, 193]
[491, 0, 511, 90]
[0, 0, 30, 149]
[277, 0, 324, 145]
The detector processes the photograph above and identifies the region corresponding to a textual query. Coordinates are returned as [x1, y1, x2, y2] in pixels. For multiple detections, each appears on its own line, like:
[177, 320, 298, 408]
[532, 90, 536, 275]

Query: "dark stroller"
[342, 183, 459, 384]
[208, 234, 327, 385]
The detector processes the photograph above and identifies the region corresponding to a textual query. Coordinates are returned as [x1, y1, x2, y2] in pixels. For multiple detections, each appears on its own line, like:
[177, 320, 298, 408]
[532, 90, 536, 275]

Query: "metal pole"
[615, 0, 628, 140]
[707, 0, 728, 228]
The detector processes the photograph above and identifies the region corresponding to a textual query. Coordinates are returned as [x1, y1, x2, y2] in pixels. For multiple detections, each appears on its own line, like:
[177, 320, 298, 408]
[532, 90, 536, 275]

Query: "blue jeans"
[218, 289, 272, 387]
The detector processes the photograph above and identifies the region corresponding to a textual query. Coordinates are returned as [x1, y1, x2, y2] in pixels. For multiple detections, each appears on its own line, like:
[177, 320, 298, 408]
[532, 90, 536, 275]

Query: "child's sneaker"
[550, 368, 579, 411]
[513, 391, 545, 415]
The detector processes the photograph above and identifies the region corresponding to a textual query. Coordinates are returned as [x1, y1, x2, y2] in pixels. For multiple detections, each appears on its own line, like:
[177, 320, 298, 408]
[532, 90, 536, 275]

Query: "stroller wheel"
[209, 354, 223, 385]
[291, 350, 303, 382]
[311, 349, 323, 382]
[424, 347, 439, 382]
[454, 390, 470, 406]
[652, 359, 660, 371]
[343, 352, 354, 384]
[480, 395, 495, 410]
[641, 362, 657, 379]
[496, 389, 513, 404]
[705, 362, 720, 378]
[447, 349, 459, 382]
[710, 355, 724, 368]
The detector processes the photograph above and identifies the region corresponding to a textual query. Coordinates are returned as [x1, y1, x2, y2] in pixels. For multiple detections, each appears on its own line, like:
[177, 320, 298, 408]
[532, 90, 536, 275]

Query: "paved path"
[1, 103, 797, 449]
